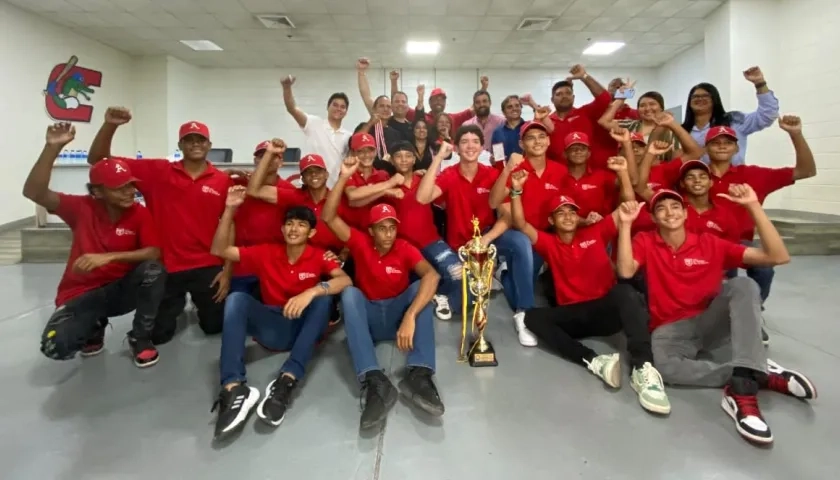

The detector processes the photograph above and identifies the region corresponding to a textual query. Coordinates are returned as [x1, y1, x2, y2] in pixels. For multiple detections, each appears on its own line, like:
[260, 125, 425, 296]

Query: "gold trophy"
[457, 216, 498, 367]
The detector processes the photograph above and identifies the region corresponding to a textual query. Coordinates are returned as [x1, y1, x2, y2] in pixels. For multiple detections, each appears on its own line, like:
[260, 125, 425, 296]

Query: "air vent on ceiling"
[256, 14, 296, 29]
[516, 17, 554, 31]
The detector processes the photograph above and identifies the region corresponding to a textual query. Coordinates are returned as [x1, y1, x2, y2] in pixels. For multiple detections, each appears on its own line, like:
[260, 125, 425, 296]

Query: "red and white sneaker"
[127, 334, 159, 368]
[80, 321, 108, 357]
[765, 359, 817, 400]
[721, 385, 773, 445]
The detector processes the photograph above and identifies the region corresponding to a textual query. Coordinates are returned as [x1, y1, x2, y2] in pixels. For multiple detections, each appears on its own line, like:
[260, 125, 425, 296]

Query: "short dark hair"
[501, 95, 520, 110]
[391, 91, 408, 101]
[551, 80, 573, 95]
[327, 92, 349, 109]
[638, 91, 665, 110]
[284, 206, 317, 229]
[454, 124, 484, 146]
[373, 95, 389, 108]
[473, 89, 491, 103]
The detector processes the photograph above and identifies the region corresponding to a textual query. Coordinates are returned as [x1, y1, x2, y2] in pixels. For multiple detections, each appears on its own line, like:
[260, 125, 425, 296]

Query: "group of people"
[23, 60, 819, 447]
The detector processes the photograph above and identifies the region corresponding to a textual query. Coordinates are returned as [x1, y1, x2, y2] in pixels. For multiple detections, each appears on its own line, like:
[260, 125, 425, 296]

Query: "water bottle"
[175, 150, 183, 161]
[80, 150, 88, 163]
[136, 151, 143, 159]
[68, 150, 77, 163]
[58, 150, 67, 163]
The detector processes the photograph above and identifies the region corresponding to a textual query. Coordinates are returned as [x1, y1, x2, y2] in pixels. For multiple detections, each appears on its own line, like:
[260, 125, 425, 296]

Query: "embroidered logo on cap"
[114, 163, 127, 173]
[363, 134, 371, 142]
[571, 133, 581, 140]
[190, 122, 200, 130]
[380, 205, 393, 214]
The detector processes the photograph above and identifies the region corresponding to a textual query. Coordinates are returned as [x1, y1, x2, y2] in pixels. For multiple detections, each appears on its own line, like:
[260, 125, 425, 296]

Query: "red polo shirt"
[275, 187, 348, 253]
[647, 159, 683, 191]
[632, 231, 747, 331]
[709, 165, 795, 241]
[114, 158, 231, 273]
[504, 158, 568, 230]
[685, 201, 740, 243]
[51, 194, 159, 306]
[345, 228, 424, 300]
[389, 179, 441, 249]
[237, 244, 339, 306]
[562, 167, 617, 217]
[535, 216, 618, 305]
[614, 105, 639, 121]
[345, 169, 391, 229]
[435, 163, 500, 249]
[406, 107, 474, 133]
[546, 91, 612, 166]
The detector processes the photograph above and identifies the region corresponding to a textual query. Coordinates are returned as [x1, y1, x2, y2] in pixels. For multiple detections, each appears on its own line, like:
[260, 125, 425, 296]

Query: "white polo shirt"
[302, 114, 351, 187]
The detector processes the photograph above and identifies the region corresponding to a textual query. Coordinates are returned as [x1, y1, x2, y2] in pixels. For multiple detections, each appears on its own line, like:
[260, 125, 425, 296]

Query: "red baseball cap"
[564, 132, 590, 149]
[429, 87, 447, 98]
[630, 132, 646, 144]
[679, 159, 710, 177]
[519, 121, 548, 139]
[705, 126, 737, 143]
[299, 154, 326, 173]
[254, 140, 270, 156]
[89, 159, 140, 189]
[649, 188, 684, 211]
[369, 203, 400, 225]
[351, 132, 376, 151]
[549, 194, 580, 212]
[178, 121, 210, 140]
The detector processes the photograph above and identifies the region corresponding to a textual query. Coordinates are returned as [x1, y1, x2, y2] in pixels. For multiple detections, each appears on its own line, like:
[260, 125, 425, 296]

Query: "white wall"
[0, 2, 136, 225]
[190, 67, 658, 164]
[656, 43, 705, 118]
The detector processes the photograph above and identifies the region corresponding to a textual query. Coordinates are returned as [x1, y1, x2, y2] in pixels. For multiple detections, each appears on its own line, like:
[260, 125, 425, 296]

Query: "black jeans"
[153, 265, 225, 343]
[524, 283, 653, 369]
[40, 260, 165, 360]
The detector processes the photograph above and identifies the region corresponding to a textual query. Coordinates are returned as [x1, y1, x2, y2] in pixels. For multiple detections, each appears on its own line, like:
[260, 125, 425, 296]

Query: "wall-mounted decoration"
[44, 55, 102, 123]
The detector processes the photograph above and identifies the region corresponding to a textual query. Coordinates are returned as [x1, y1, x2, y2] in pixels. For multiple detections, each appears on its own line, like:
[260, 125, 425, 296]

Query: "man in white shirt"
[281, 75, 352, 187]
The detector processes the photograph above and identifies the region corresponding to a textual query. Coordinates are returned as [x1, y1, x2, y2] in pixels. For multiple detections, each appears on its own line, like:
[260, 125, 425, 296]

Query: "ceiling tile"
[586, 16, 632, 32]
[446, 0, 491, 15]
[548, 16, 596, 31]
[131, 7, 184, 27]
[154, 0, 208, 14]
[633, 31, 670, 44]
[7, 0, 84, 12]
[238, 0, 289, 13]
[66, 0, 124, 12]
[202, 0, 251, 14]
[409, 15, 443, 30]
[609, 0, 657, 16]
[216, 13, 263, 29]
[472, 30, 511, 44]
[324, 0, 368, 15]
[523, 0, 573, 16]
[61, 12, 111, 26]
[367, 0, 409, 14]
[110, 0, 154, 12]
[564, 0, 620, 17]
[172, 13, 225, 29]
[673, 0, 721, 18]
[288, 13, 339, 29]
[619, 16, 665, 32]
[479, 16, 520, 31]
[663, 30, 704, 45]
[656, 17, 695, 33]
[638, 0, 693, 17]
[282, 0, 329, 14]
[487, 0, 530, 16]
[435, 16, 484, 30]
[333, 15, 374, 30]
[409, 0, 449, 15]
[92, 12, 149, 27]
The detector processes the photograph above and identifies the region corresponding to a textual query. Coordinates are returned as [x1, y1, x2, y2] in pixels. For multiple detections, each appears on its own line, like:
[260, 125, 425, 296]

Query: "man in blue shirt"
[490, 95, 526, 162]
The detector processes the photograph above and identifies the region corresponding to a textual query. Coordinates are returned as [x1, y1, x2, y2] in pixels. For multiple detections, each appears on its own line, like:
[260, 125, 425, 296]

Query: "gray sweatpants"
[651, 277, 767, 387]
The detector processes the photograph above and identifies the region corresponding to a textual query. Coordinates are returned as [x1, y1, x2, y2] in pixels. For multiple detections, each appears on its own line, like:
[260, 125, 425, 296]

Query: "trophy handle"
[458, 261, 470, 363]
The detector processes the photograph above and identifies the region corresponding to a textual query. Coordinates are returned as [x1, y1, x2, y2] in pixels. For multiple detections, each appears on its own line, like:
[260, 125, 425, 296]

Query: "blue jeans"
[219, 291, 332, 385]
[725, 239, 774, 305]
[341, 281, 435, 380]
[420, 240, 464, 312]
[229, 275, 259, 296]
[493, 229, 543, 312]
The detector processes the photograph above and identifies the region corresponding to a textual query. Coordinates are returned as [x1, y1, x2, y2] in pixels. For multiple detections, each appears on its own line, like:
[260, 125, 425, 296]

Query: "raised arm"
[415, 143, 452, 204]
[719, 184, 790, 267]
[23, 123, 74, 212]
[88, 106, 132, 164]
[488, 153, 524, 208]
[778, 115, 817, 181]
[321, 159, 356, 243]
[508, 170, 539, 244]
[345, 173, 404, 202]
[608, 128, 638, 186]
[606, 156, 635, 202]
[656, 112, 703, 160]
[210, 186, 246, 262]
[598, 99, 625, 131]
[615, 201, 645, 278]
[281, 75, 308, 128]
[245, 139, 286, 203]
[737, 66, 779, 135]
[356, 58, 376, 114]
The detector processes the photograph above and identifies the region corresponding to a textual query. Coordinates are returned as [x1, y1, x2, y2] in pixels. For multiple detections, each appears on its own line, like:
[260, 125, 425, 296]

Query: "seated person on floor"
[209, 185, 351, 440]
[322, 157, 444, 431]
[616, 186, 817, 446]
[23, 123, 164, 368]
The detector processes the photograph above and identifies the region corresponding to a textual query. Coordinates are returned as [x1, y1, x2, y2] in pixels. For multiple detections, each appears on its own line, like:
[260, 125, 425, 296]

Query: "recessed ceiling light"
[582, 42, 625, 56]
[406, 41, 440, 55]
[180, 40, 223, 51]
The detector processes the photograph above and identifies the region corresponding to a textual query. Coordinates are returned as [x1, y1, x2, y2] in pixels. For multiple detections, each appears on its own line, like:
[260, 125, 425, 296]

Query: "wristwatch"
[318, 281, 330, 295]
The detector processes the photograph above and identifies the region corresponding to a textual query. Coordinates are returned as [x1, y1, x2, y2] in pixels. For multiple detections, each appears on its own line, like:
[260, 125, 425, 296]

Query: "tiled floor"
[1, 259, 837, 480]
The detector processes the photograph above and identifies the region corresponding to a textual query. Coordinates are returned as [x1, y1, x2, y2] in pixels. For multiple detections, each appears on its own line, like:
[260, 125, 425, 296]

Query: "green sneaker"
[585, 353, 621, 388]
[631, 362, 671, 414]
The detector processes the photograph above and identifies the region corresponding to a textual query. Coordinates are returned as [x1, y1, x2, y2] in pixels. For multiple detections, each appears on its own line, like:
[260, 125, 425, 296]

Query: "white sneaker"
[513, 312, 537, 347]
[433, 295, 452, 320]
[491, 261, 507, 292]
[584, 353, 621, 388]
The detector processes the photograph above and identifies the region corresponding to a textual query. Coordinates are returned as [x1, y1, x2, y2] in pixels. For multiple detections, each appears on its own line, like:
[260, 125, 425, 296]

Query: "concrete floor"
[1, 259, 837, 480]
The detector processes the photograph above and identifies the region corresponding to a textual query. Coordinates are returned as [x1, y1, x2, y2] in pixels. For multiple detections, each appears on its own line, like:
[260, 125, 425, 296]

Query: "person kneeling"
[509, 169, 670, 415]
[616, 186, 817, 445]
[209, 186, 352, 440]
[23, 123, 164, 367]
[323, 157, 444, 431]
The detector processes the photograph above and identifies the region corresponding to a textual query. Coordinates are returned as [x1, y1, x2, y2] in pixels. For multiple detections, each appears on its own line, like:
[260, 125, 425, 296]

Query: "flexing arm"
[721, 185, 790, 267]
[356, 58, 376, 113]
[415, 145, 451, 204]
[245, 140, 286, 203]
[23, 124, 74, 212]
[322, 162, 356, 243]
[488, 154, 524, 208]
[508, 171, 538, 244]
[778, 116, 817, 181]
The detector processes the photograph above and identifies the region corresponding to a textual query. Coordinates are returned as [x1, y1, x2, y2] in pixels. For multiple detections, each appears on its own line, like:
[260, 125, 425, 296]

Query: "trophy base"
[468, 338, 498, 367]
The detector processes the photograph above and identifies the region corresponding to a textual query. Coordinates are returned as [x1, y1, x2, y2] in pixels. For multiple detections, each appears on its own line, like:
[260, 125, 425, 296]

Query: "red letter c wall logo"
[44, 55, 103, 123]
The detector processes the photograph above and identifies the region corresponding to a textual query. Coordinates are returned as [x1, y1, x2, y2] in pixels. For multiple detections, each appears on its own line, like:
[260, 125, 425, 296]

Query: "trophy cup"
[457, 216, 498, 367]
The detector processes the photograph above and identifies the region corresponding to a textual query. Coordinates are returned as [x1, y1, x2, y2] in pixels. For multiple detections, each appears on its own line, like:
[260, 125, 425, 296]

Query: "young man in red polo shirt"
[416, 125, 533, 343]
[323, 158, 443, 430]
[509, 167, 670, 414]
[208, 186, 351, 439]
[25, 123, 164, 367]
[343, 132, 404, 227]
[88, 107, 233, 343]
[706, 118, 817, 346]
[616, 186, 816, 445]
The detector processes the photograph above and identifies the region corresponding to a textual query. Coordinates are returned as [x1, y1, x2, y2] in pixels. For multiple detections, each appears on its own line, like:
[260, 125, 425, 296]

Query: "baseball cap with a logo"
[519, 121, 548, 139]
[253, 140, 270, 156]
[299, 154, 326, 173]
[649, 188, 684, 212]
[89, 159, 140, 189]
[429, 88, 447, 98]
[549, 194, 580, 212]
[369, 203, 400, 225]
[351, 132, 376, 151]
[630, 132, 646, 145]
[679, 159, 710, 178]
[179, 121, 210, 141]
[705, 126, 737, 143]
[564, 132, 590, 149]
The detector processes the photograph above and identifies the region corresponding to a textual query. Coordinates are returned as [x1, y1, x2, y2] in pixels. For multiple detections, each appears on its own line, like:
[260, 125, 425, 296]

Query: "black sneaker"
[257, 374, 297, 426]
[211, 383, 260, 440]
[359, 370, 398, 430]
[721, 384, 773, 445]
[127, 333, 160, 368]
[398, 367, 445, 416]
[80, 318, 109, 357]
